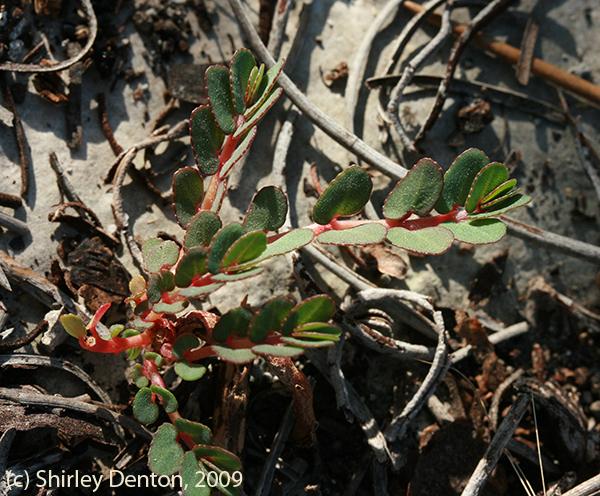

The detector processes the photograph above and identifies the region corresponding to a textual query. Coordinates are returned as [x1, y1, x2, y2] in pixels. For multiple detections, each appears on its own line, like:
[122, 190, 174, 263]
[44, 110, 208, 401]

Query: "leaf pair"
[189, 49, 284, 177]
[207, 295, 340, 364]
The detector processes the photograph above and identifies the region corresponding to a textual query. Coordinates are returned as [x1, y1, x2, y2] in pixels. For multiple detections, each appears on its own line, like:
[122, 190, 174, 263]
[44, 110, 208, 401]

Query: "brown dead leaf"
[32, 73, 68, 104]
[360, 244, 407, 279]
[323, 61, 349, 87]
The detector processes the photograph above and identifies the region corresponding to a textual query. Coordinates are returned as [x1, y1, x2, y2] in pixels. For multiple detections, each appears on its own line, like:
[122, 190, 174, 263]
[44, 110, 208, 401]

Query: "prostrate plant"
[60, 49, 530, 495]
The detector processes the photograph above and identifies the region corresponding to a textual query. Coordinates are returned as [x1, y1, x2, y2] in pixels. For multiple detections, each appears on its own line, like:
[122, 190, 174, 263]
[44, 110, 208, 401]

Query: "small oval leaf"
[221, 231, 267, 269]
[148, 423, 184, 476]
[173, 167, 204, 227]
[184, 211, 222, 249]
[213, 307, 253, 342]
[436, 148, 489, 213]
[251, 344, 304, 357]
[147, 271, 176, 303]
[387, 226, 454, 255]
[249, 297, 294, 342]
[174, 362, 207, 381]
[230, 48, 256, 115]
[312, 166, 373, 225]
[207, 223, 245, 274]
[175, 247, 208, 287]
[282, 295, 335, 335]
[211, 346, 256, 364]
[465, 162, 509, 213]
[133, 387, 159, 425]
[142, 238, 180, 273]
[443, 219, 507, 244]
[150, 385, 178, 413]
[190, 105, 224, 176]
[206, 65, 236, 134]
[175, 418, 212, 445]
[383, 158, 443, 219]
[243, 186, 288, 232]
[60, 314, 87, 339]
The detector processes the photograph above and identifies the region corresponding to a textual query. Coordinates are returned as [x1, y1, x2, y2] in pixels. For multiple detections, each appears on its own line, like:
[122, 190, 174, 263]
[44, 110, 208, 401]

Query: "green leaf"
[129, 275, 146, 295]
[176, 248, 208, 287]
[244, 186, 288, 232]
[234, 87, 284, 138]
[173, 334, 201, 359]
[207, 223, 245, 274]
[142, 238, 180, 273]
[173, 167, 204, 227]
[150, 385, 178, 413]
[280, 336, 335, 348]
[387, 226, 454, 255]
[221, 127, 257, 178]
[443, 219, 507, 244]
[293, 322, 341, 342]
[190, 105, 224, 176]
[481, 178, 517, 204]
[213, 307, 253, 342]
[247, 229, 314, 265]
[133, 387, 159, 425]
[317, 223, 386, 245]
[246, 64, 264, 106]
[383, 158, 443, 219]
[471, 193, 531, 218]
[251, 344, 304, 357]
[249, 297, 294, 342]
[147, 271, 176, 303]
[312, 166, 373, 225]
[282, 295, 335, 335]
[175, 418, 212, 445]
[110, 324, 124, 338]
[221, 231, 267, 268]
[148, 423, 185, 476]
[192, 445, 242, 472]
[465, 162, 509, 212]
[211, 346, 256, 364]
[129, 364, 149, 388]
[153, 300, 188, 314]
[60, 314, 87, 339]
[206, 65, 236, 134]
[246, 59, 284, 115]
[145, 351, 164, 366]
[181, 452, 211, 496]
[230, 48, 256, 114]
[174, 361, 207, 381]
[212, 267, 263, 282]
[436, 148, 489, 213]
[184, 211, 222, 249]
[178, 283, 224, 297]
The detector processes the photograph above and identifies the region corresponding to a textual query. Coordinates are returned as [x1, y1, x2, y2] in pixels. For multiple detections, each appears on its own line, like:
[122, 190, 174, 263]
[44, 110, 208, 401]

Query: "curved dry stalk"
[267, 0, 295, 60]
[384, 310, 449, 469]
[415, 0, 513, 142]
[0, 0, 97, 73]
[0, 211, 30, 236]
[229, 0, 409, 179]
[346, 0, 405, 136]
[386, 0, 453, 150]
[562, 474, 600, 496]
[461, 394, 529, 496]
[0, 387, 149, 440]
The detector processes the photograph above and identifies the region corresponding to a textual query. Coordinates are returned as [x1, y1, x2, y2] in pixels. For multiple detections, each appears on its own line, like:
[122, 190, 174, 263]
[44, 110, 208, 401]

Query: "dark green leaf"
[246, 59, 284, 114]
[212, 267, 263, 281]
[147, 271, 176, 303]
[175, 247, 208, 287]
[213, 307, 253, 342]
[173, 334, 201, 359]
[472, 193, 531, 218]
[206, 65, 236, 134]
[221, 231, 267, 268]
[387, 226, 454, 255]
[173, 167, 204, 227]
[383, 158, 443, 219]
[184, 211, 222, 249]
[250, 229, 313, 264]
[175, 418, 212, 445]
[130, 364, 149, 388]
[317, 223, 386, 245]
[60, 314, 86, 339]
[148, 423, 184, 475]
[443, 219, 507, 244]
[436, 148, 489, 213]
[150, 385, 178, 413]
[282, 295, 335, 335]
[230, 49, 256, 114]
[249, 297, 294, 342]
[312, 166, 372, 225]
[142, 238, 180, 273]
[465, 162, 509, 212]
[174, 361, 207, 381]
[207, 223, 245, 274]
[481, 178, 517, 204]
[179, 283, 224, 297]
[190, 105, 224, 176]
[243, 186, 288, 232]
[133, 387, 159, 425]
